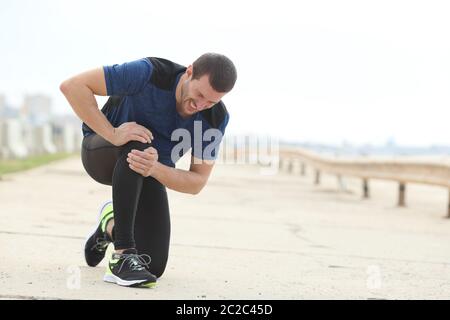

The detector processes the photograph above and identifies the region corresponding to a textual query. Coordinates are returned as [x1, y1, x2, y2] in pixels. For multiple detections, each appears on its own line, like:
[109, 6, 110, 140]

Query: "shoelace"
[117, 253, 152, 273]
[91, 237, 110, 252]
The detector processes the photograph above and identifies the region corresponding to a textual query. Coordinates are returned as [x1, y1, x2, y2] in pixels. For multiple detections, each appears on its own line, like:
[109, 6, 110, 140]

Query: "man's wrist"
[149, 161, 163, 179]
[106, 127, 115, 143]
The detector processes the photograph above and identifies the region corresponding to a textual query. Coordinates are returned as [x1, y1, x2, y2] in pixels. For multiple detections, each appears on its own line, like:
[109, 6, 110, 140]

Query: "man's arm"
[153, 156, 214, 194]
[60, 67, 152, 145]
[127, 149, 214, 194]
[60, 68, 116, 142]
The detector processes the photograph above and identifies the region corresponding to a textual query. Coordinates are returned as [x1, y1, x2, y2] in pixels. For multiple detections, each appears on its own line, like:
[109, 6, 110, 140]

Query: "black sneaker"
[84, 201, 114, 267]
[103, 249, 157, 288]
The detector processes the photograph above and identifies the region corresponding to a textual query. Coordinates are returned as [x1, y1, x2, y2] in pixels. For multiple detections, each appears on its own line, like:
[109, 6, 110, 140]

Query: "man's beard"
[180, 81, 197, 114]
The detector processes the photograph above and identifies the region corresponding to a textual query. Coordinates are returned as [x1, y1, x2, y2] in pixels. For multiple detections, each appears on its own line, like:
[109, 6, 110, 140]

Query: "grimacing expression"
[181, 74, 226, 116]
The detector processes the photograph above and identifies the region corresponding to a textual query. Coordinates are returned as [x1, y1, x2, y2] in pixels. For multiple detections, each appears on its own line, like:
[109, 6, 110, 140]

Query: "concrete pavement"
[0, 155, 450, 299]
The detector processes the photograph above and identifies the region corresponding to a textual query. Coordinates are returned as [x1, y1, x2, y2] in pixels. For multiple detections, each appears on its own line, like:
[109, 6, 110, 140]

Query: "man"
[60, 53, 237, 288]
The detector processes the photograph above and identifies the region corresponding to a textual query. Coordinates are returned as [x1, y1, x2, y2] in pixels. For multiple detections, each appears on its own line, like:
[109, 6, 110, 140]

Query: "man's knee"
[119, 140, 151, 157]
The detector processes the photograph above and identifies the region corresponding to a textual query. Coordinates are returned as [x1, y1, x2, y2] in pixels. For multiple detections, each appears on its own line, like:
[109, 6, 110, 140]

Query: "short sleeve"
[192, 113, 230, 161]
[103, 58, 153, 96]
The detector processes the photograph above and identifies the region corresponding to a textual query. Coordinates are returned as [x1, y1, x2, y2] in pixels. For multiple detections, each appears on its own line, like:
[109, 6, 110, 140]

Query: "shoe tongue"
[122, 248, 138, 255]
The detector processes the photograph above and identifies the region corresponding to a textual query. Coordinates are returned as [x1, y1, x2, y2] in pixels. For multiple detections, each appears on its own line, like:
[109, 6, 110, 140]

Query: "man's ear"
[186, 65, 193, 78]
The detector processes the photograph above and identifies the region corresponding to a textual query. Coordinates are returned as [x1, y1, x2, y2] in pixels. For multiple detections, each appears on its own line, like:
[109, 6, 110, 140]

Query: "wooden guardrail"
[279, 148, 450, 217]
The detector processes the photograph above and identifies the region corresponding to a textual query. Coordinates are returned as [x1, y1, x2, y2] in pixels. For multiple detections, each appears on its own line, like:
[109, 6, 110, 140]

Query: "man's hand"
[127, 147, 159, 177]
[111, 122, 153, 146]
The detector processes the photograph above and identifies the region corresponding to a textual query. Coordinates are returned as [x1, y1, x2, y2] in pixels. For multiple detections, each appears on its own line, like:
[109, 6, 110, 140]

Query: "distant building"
[0, 94, 5, 115]
[21, 94, 52, 126]
[49, 113, 83, 153]
[0, 93, 84, 158]
[0, 94, 19, 119]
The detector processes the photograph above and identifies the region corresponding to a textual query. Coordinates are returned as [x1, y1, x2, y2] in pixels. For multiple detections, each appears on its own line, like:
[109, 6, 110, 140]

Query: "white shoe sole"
[103, 274, 156, 288]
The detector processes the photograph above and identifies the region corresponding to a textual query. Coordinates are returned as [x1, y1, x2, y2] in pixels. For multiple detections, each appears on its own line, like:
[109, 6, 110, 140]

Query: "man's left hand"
[127, 147, 159, 177]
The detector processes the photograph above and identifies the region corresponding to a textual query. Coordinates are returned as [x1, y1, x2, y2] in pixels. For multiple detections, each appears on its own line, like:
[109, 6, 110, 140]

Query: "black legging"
[81, 133, 170, 278]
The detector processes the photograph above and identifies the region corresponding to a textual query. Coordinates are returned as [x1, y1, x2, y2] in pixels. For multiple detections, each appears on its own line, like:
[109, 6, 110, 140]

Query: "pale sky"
[1, 0, 449, 146]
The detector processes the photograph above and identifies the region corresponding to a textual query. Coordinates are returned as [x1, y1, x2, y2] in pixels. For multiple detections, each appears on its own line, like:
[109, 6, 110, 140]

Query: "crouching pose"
[60, 53, 237, 288]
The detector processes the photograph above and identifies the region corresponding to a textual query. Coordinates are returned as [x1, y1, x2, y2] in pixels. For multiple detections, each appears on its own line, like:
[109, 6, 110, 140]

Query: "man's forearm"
[60, 81, 114, 142]
[151, 162, 206, 195]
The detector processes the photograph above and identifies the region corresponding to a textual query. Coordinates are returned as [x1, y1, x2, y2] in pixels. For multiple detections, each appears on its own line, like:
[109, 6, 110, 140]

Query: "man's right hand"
[110, 122, 153, 146]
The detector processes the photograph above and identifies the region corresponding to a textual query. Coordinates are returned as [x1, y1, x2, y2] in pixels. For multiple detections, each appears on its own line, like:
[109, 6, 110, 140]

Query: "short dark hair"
[192, 53, 237, 93]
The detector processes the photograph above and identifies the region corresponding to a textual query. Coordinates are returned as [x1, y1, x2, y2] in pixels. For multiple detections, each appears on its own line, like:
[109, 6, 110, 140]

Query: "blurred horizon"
[1, 90, 450, 153]
[1, 0, 449, 148]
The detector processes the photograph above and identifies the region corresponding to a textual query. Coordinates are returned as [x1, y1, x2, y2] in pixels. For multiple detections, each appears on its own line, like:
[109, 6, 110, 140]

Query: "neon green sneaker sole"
[99, 201, 114, 233]
[138, 281, 157, 288]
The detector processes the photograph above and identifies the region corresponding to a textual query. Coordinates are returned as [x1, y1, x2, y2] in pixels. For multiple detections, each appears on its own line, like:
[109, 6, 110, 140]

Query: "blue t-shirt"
[82, 57, 230, 167]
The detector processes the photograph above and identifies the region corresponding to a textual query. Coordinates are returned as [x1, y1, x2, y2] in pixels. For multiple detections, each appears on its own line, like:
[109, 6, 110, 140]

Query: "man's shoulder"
[199, 101, 229, 131]
[146, 57, 187, 90]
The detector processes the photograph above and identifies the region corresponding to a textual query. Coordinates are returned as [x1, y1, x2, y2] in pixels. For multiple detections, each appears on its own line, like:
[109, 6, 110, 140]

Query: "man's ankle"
[106, 219, 115, 240]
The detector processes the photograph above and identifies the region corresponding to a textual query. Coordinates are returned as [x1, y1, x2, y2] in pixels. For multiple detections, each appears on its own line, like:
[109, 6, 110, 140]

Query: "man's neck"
[175, 73, 187, 107]
[175, 73, 192, 118]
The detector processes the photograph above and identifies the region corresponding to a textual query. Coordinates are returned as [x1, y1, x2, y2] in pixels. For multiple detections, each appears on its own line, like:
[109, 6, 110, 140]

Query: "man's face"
[180, 73, 226, 117]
